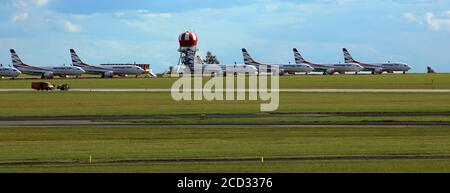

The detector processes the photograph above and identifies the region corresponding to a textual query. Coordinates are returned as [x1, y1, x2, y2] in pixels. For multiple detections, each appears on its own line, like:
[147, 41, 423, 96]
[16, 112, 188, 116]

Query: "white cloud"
[136, 10, 172, 18]
[11, 13, 29, 22]
[64, 21, 82, 32]
[445, 10, 450, 16]
[403, 11, 450, 31]
[403, 12, 421, 23]
[425, 12, 450, 30]
[142, 13, 172, 18]
[34, 0, 49, 7]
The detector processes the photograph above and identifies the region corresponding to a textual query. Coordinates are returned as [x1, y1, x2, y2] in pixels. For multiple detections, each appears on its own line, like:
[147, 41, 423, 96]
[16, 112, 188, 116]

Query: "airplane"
[173, 52, 258, 76]
[293, 48, 364, 75]
[343, 48, 411, 74]
[196, 55, 258, 76]
[70, 49, 145, 78]
[10, 49, 85, 79]
[242, 48, 314, 75]
[0, 64, 21, 78]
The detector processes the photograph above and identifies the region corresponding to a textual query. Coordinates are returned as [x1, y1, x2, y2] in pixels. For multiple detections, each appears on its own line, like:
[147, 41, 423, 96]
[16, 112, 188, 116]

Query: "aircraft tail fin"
[70, 49, 86, 66]
[241, 48, 261, 65]
[10, 49, 25, 67]
[343, 48, 359, 63]
[195, 55, 205, 64]
[293, 48, 307, 64]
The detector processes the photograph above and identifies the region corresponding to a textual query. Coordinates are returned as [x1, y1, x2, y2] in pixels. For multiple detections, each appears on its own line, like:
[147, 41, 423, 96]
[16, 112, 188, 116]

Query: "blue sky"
[0, 0, 449, 73]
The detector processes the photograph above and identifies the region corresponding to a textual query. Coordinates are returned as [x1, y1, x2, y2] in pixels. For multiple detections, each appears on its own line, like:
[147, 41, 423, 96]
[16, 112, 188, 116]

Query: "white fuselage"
[14, 65, 85, 77]
[274, 64, 314, 74]
[0, 67, 21, 77]
[47, 66, 85, 76]
[97, 65, 146, 75]
[359, 63, 411, 73]
[247, 63, 313, 74]
[329, 63, 364, 72]
[219, 64, 258, 75]
[303, 62, 364, 74]
[76, 64, 145, 76]
[176, 64, 258, 75]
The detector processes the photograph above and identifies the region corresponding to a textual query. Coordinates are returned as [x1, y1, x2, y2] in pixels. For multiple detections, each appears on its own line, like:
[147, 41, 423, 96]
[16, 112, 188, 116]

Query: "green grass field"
[1, 74, 450, 173]
[116, 116, 450, 124]
[2, 160, 450, 173]
[0, 126, 449, 172]
[0, 92, 449, 117]
[1, 74, 450, 89]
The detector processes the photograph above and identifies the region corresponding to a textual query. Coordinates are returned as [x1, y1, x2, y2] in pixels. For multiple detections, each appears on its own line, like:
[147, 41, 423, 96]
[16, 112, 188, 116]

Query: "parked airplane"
[70, 49, 145, 78]
[293, 48, 363, 75]
[242, 48, 314, 75]
[10, 49, 85, 79]
[343, 48, 411, 74]
[173, 51, 257, 76]
[201, 55, 259, 76]
[0, 64, 21, 78]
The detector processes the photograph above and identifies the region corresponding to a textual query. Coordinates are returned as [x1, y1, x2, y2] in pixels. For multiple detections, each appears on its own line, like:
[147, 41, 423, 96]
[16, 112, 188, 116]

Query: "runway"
[0, 112, 449, 127]
[1, 155, 449, 166]
[1, 88, 450, 93]
[0, 118, 449, 127]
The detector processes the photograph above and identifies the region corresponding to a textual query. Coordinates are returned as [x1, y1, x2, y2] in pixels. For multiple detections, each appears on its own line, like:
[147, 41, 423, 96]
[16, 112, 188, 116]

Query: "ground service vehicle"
[32, 82, 70, 91]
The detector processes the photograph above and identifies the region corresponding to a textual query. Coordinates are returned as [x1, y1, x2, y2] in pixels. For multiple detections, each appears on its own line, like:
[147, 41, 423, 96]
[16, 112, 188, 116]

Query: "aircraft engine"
[374, 68, 384, 74]
[103, 71, 114, 78]
[42, 71, 54, 79]
[326, 68, 335, 75]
